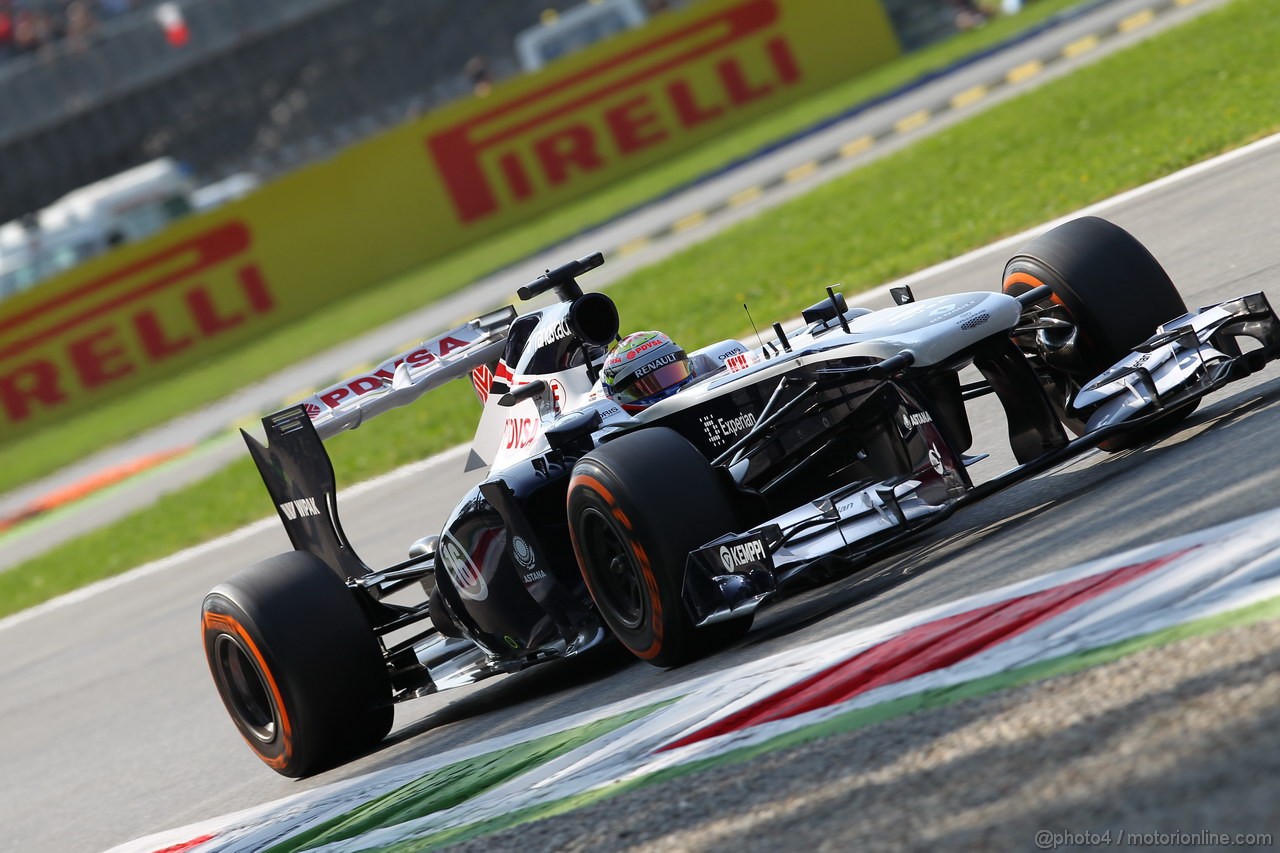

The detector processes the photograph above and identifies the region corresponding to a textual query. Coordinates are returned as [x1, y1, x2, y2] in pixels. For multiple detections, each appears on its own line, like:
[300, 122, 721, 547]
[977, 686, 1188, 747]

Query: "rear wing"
[243, 405, 371, 579]
[297, 305, 517, 439]
[241, 305, 517, 578]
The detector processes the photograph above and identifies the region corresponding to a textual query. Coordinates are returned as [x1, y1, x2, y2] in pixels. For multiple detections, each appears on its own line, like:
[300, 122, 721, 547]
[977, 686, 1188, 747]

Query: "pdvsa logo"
[503, 416, 540, 449]
[313, 334, 471, 410]
[625, 335, 664, 360]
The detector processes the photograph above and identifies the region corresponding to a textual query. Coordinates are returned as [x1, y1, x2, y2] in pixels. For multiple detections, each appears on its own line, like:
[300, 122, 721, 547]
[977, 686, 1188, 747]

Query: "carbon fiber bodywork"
[238, 239, 1280, 700]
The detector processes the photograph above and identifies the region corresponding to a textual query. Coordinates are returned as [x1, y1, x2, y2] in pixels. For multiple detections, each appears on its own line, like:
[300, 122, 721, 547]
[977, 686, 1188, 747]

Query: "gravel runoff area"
[458, 618, 1280, 852]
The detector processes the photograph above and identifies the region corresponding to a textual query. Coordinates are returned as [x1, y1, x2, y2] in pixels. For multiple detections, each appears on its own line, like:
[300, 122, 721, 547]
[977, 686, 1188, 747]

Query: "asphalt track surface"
[3, 131, 1279, 852]
[0, 0, 1224, 571]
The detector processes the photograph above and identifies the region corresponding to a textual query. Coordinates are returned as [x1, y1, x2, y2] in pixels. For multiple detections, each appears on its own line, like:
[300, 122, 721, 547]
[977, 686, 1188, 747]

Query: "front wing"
[1073, 292, 1280, 431]
[682, 292, 1280, 627]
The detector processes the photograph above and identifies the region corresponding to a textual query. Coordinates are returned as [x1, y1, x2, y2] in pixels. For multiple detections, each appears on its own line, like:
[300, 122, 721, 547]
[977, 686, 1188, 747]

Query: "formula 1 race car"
[201, 217, 1280, 776]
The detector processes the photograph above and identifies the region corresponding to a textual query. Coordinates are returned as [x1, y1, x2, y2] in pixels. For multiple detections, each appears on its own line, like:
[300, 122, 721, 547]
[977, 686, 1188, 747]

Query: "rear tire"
[201, 552, 393, 777]
[1003, 216, 1197, 449]
[568, 428, 752, 667]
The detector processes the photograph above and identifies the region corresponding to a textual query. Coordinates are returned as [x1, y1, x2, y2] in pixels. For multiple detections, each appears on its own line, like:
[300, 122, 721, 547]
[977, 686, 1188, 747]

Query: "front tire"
[201, 552, 393, 777]
[1003, 216, 1197, 449]
[568, 428, 752, 667]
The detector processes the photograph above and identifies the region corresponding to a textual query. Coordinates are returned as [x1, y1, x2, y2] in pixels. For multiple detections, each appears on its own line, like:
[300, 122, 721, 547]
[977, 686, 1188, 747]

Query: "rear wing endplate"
[243, 405, 370, 579]
[243, 305, 516, 579]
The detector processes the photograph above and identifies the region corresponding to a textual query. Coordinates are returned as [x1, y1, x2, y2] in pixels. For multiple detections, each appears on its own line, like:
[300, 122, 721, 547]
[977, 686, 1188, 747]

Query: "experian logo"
[701, 411, 757, 447]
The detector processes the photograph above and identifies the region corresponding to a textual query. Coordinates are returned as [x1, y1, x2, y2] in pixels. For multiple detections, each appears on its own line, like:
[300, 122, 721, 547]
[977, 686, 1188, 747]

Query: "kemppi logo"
[719, 537, 766, 571]
[0, 221, 274, 430]
[426, 0, 801, 224]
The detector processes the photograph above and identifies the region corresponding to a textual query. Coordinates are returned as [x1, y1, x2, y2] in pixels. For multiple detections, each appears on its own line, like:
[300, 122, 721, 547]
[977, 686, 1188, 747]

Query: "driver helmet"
[602, 331, 693, 411]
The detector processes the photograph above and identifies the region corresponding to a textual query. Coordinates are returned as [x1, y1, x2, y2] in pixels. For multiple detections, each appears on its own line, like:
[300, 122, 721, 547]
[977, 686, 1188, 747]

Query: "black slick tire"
[1003, 216, 1197, 449]
[201, 551, 393, 777]
[567, 427, 752, 668]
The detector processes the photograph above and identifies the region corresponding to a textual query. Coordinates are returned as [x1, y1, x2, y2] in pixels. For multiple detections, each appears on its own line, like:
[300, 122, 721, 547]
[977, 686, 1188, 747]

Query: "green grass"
[3, 0, 1279, 618]
[0, 0, 1093, 495]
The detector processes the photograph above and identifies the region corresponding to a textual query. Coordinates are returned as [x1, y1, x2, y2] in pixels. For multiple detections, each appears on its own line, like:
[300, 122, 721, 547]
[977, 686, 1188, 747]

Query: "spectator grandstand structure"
[0, 0, 964, 226]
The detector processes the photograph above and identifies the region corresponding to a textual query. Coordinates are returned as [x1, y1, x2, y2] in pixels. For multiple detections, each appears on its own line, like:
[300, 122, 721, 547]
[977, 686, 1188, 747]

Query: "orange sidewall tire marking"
[202, 609, 294, 770]
[1003, 271, 1065, 307]
[568, 472, 665, 660]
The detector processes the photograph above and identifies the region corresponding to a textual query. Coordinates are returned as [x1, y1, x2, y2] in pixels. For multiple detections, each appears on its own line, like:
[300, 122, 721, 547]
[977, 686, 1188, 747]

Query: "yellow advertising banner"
[417, 0, 901, 235]
[0, 0, 900, 440]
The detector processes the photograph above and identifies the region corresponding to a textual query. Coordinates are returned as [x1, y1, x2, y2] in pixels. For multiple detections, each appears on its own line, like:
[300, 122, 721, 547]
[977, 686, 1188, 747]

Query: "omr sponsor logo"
[426, 0, 802, 224]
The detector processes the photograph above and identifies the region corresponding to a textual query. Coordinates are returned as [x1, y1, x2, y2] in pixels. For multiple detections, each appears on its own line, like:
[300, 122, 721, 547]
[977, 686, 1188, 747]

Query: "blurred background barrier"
[0, 0, 910, 441]
[0, 0, 955, 224]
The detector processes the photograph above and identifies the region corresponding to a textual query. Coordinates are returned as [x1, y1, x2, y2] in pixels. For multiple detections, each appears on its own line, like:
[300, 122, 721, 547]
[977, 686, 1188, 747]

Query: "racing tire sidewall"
[568, 428, 749, 668]
[201, 552, 393, 777]
[1003, 216, 1198, 449]
[1003, 216, 1188, 369]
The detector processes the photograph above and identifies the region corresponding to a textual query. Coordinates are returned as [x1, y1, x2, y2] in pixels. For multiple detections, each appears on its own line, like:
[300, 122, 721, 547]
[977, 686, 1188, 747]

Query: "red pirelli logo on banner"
[426, 0, 802, 224]
[0, 221, 275, 430]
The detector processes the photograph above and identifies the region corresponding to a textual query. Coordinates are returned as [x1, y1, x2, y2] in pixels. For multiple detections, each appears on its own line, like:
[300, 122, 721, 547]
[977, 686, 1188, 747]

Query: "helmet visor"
[613, 359, 692, 404]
